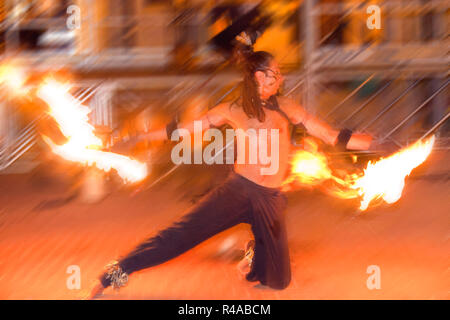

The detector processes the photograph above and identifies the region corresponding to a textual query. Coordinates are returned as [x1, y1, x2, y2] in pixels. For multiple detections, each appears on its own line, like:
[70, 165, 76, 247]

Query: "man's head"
[254, 59, 283, 100]
[241, 50, 283, 122]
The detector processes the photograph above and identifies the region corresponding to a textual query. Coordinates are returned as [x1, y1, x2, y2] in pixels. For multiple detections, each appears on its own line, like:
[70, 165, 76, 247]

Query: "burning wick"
[37, 79, 148, 184]
[284, 136, 435, 211]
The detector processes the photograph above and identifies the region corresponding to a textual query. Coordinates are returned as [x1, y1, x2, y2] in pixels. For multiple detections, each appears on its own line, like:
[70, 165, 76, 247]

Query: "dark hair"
[235, 45, 274, 122]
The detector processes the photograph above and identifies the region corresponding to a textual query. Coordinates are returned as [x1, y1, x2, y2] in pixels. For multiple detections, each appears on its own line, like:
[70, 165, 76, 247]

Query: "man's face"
[256, 60, 283, 99]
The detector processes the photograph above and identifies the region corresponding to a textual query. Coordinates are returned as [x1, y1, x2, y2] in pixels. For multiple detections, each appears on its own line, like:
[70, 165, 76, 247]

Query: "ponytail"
[234, 41, 274, 122]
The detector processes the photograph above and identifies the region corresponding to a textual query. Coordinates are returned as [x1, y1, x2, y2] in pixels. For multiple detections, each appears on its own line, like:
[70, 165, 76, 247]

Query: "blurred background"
[0, 0, 448, 299]
[0, 0, 448, 174]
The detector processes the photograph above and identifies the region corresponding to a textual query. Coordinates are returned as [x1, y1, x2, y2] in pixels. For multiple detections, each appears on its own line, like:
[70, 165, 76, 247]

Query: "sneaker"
[237, 240, 255, 276]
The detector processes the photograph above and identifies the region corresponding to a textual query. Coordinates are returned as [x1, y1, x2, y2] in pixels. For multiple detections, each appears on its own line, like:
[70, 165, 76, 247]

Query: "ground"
[0, 150, 448, 300]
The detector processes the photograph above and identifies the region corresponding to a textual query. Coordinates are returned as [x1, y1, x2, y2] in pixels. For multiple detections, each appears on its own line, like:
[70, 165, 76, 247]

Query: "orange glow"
[37, 79, 148, 184]
[284, 136, 435, 211]
[284, 139, 333, 186]
[0, 64, 28, 95]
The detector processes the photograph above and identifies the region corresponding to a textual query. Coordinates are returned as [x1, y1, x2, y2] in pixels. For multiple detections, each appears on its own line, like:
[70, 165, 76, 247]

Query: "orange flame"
[284, 136, 435, 211]
[37, 79, 148, 183]
[283, 138, 333, 186]
[0, 64, 28, 95]
[352, 135, 435, 210]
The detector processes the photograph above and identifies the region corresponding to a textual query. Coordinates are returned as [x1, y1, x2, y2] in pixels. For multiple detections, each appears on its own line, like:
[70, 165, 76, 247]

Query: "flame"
[0, 64, 28, 95]
[37, 79, 148, 183]
[351, 135, 435, 210]
[0, 64, 435, 204]
[284, 139, 333, 186]
[284, 136, 435, 211]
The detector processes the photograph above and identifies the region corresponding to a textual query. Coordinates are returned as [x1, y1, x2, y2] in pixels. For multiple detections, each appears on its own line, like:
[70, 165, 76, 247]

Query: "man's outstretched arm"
[118, 106, 228, 146]
[280, 97, 373, 150]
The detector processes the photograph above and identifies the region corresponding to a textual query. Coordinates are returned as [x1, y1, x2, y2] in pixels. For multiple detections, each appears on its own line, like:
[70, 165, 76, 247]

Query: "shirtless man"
[88, 49, 372, 298]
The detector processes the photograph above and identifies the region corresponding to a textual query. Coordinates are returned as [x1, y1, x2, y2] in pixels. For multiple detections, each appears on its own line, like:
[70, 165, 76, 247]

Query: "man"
[88, 49, 372, 298]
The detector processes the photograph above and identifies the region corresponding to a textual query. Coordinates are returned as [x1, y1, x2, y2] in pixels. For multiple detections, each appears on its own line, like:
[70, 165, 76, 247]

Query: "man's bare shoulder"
[278, 96, 299, 109]
[278, 96, 304, 114]
[209, 101, 232, 115]
[206, 101, 234, 127]
[278, 96, 307, 123]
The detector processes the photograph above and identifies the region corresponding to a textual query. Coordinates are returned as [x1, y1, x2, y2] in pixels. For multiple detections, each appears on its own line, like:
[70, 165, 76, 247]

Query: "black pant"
[100, 172, 291, 290]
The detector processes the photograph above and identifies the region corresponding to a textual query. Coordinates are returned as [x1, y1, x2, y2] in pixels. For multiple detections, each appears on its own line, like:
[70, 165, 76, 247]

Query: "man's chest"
[230, 108, 290, 135]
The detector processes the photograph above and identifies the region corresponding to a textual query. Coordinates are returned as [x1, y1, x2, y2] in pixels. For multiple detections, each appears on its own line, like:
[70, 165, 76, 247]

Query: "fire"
[284, 138, 333, 186]
[284, 136, 435, 211]
[37, 79, 148, 183]
[0, 64, 28, 95]
[0, 64, 436, 206]
[352, 135, 435, 210]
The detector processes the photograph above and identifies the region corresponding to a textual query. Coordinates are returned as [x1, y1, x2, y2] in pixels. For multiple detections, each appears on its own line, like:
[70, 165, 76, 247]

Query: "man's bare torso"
[208, 97, 299, 188]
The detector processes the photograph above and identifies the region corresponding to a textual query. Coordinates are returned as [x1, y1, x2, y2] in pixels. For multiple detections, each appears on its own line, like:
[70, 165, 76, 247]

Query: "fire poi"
[0, 65, 436, 209]
[0, 67, 148, 184]
[282, 136, 435, 211]
[0, 54, 438, 298]
[37, 79, 148, 184]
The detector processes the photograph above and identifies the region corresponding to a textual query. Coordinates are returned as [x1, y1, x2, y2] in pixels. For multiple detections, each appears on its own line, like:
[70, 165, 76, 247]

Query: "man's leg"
[100, 176, 252, 288]
[246, 189, 291, 290]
